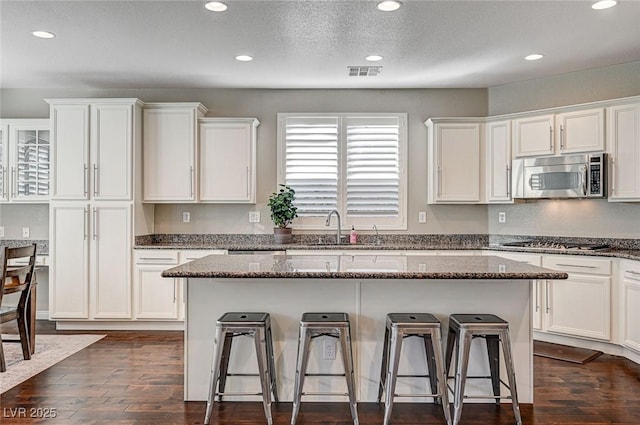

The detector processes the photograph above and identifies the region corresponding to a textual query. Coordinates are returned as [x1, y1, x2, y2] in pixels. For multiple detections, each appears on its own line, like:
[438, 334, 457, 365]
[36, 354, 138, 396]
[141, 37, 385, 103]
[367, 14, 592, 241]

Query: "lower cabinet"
[622, 259, 640, 353]
[542, 255, 612, 341]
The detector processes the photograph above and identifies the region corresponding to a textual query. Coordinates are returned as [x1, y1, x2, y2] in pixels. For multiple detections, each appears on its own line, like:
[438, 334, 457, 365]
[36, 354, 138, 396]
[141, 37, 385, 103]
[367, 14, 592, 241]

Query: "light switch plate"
[22, 227, 30, 238]
[0, 226, 4, 237]
[498, 212, 506, 223]
[183, 212, 191, 223]
[418, 211, 427, 223]
[249, 211, 260, 223]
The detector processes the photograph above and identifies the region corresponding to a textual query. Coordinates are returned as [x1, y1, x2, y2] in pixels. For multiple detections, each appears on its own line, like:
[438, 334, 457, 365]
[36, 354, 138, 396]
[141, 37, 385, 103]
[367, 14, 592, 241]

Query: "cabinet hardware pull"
[84, 207, 88, 240]
[610, 157, 615, 194]
[506, 165, 511, 197]
[246, 166, 250, 197]
[1, 169, 6, 198]
[560, 125, 564, 150]
[549, 127, 553, 151]
[93, 164, 99, 197]
[11, 167, 16, 198]
[84, 165, 88, 196]
[627, 270, 640, 277]
[437, 166, 442, 198]
[545, 280, 550, 313]
[92, 207, 97, 240]
[534, 281, 539, 312]
[189, 166, 194, 198]
[581, 165, 588, 196]
[139, 257, 175, 261]
[173, 281, 177, 303]
[556, 263, 597, 269]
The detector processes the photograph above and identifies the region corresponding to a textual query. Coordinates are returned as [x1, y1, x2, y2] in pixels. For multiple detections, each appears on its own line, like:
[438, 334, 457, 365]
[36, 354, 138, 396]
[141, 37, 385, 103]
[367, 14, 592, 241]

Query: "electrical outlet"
[249, 211, 260, 223]
[183, 212, 191, 223]
[323, 338, 336, 360]
[418, 211, 427, 223]
[0, 226, 4, 238]
[22, 227, 30, 238]
[498, 212, 506, 224]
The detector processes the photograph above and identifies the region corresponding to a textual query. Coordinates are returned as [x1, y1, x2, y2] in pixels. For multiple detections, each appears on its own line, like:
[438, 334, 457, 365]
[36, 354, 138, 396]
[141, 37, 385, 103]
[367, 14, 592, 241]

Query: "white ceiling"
[2, 0, 639, 89]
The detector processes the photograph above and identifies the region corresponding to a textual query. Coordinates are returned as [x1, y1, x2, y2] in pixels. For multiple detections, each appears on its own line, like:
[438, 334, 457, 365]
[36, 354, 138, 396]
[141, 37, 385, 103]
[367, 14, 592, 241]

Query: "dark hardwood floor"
[1, 320, 640, 424]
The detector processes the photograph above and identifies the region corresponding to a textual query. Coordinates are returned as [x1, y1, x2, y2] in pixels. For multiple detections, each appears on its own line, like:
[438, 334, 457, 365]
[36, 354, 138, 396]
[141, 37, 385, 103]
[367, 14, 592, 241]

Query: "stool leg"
[217, 332, 234, 401]
[452, 329, 472, 425]
[291, 326, 312, 425]
[500, 329, 522, 425]
[377, 324, 391, 404]
[254, 327, 274, 425]
[486, 335, 501, 405]
[431, 327, 452, 425]
[444, 327, 457, 379]
[266, 323, 279, 402]
[383, 328, 402, 425]
[340, 327, 359, 425]
[423, 334, 440, 404]
[204, 326, 226, 425]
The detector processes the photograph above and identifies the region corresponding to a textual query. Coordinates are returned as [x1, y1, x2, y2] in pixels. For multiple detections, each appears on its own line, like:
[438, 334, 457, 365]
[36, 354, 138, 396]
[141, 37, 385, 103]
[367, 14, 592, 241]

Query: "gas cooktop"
[501, 241, 610, 251]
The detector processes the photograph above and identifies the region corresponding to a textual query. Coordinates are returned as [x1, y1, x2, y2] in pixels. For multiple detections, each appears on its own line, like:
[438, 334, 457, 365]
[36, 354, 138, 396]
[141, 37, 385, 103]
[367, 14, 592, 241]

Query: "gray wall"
[487, 60, 640, 238]
[0, 88, 489, 235]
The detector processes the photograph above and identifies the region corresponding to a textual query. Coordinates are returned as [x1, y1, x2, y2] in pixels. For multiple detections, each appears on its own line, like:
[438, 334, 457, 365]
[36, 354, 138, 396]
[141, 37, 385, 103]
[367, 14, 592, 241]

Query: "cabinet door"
[433, 123, 480, 202]
[134, 266, 179, 320]
[143, 108, 196, 201]
[50, 203, 90, 319]
[51, 104, 90, 200]
[622, 267, 640, 352]
[11, 122, 50, 202]
[91, 204, 132, 319]
[546, 274, 611, 340]
[608, 103, 640, 201]
[556, 108, 605, 154]
[486, 120, 512, 203]
[513, 114, 554, 157]
[91, 104, 133, 200]
[199, 120, 256, 202]
[0, 125, 7, 201]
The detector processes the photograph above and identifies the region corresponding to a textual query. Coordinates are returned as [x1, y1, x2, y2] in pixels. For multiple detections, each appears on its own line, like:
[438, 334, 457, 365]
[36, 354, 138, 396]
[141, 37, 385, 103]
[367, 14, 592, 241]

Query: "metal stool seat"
[377, 313, 451, 425]
[291, 312, 358, 425]
[445, 314, 522, 425]
[204, 312, 278, 425]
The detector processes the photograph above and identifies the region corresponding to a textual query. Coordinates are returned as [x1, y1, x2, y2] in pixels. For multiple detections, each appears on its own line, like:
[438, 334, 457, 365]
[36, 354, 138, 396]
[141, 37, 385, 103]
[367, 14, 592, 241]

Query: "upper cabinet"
[143, 103, 207, 202]
[47, 99, 142, 201]
[486, 120, 513, 203]
[608, 102, 640, 202]
[426, 119, 483, 204]
[514, 108, 605, 158]
[199, 118, 259, 203]
[0, 119, 51, 203]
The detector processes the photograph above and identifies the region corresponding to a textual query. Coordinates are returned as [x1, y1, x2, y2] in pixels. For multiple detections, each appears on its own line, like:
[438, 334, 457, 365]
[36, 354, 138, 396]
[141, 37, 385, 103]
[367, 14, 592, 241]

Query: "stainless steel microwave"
[512, 153, 606, 199]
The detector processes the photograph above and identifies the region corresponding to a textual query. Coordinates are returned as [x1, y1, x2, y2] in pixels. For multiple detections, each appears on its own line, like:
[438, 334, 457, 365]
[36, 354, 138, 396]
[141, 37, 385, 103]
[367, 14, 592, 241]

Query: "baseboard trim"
[53, 320, 185, 331]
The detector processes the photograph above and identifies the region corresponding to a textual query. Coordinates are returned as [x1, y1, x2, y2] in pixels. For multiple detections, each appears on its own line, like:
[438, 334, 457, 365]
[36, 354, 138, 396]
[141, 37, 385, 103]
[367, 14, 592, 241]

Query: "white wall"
[1, 87, 490, 235]
[0, 204, 49, 239]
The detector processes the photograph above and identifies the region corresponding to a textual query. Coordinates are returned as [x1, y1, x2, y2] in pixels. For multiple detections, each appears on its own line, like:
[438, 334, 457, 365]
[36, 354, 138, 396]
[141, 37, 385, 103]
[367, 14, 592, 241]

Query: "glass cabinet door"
[13, 125, 50, 201]
[0, 126, 7, 201]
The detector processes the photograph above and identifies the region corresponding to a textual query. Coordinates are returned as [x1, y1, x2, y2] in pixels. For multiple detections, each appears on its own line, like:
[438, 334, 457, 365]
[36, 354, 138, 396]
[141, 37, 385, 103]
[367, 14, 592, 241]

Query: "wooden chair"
[0, 244, 37, 372]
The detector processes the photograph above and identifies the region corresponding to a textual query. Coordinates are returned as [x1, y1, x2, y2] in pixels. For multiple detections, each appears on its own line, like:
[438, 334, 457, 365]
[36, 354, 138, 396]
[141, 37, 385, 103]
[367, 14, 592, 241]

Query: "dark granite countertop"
[161, 253, 568, 280]
[0, 239, 48, 255]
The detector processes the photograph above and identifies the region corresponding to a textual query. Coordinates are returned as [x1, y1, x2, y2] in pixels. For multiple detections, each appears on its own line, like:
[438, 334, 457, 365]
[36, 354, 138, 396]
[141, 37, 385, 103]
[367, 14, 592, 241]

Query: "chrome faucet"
[373, 224, 381, 245]
[325, 210, 342, 244]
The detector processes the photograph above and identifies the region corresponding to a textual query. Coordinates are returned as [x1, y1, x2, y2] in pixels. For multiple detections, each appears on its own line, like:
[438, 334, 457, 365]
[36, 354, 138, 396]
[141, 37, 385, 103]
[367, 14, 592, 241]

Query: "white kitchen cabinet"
[0, 119, 51, 203]
[542, 255, 612, 341]
[47, 99, 141, 201]
[134, 250, 180, 320]
[425, 119, 483, 204]
[50, 203, 132, 320]
[608, 102, 640, 201]
[143, 103, 207, 202]
[486, 120, 513, 203]
[513, 109, 604, 158]
[621, 260, 640, 353]
[199, 118, 259, 203]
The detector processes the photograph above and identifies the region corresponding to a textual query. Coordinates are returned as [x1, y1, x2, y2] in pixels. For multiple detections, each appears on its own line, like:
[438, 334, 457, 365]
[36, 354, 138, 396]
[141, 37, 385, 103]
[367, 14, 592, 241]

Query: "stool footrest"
[302, 392, 349, 397]
[395, 393, 442, 398]
[396, 373, 431, 378]
[217, 391, 264, 397]
[304, 373, 346, 377]
[223, 373, 260, 377]
[463, 394, 514, 400]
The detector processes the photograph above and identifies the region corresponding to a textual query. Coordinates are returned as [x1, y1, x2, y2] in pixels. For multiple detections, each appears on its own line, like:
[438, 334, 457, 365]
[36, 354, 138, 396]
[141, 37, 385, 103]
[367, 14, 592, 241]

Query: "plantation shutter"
[345, 117, 400, 216]
[284, 116, 339, 216]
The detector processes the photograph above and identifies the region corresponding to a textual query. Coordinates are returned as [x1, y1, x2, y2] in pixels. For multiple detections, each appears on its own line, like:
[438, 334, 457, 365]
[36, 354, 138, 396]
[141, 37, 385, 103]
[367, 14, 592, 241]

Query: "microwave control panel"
[589, 156, 602, 196]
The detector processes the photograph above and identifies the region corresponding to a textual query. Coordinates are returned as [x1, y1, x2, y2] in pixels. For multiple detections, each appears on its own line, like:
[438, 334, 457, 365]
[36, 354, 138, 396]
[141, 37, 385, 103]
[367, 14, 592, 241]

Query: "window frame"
[277, 112, 408, 231]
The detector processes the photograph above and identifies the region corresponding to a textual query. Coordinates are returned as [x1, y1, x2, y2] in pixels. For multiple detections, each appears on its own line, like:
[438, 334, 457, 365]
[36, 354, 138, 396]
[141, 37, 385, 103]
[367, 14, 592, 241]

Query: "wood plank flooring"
[1, 320, 640, 424]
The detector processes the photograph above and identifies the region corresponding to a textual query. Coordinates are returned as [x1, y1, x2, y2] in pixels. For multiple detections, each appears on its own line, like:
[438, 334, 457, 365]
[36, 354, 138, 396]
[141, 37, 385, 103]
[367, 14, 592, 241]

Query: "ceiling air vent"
[348, 66, 382, 77]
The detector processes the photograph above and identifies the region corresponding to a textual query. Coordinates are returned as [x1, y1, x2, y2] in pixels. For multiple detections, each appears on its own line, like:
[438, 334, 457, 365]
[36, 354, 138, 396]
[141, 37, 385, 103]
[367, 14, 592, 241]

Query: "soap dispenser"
[350, 226, 357, 244]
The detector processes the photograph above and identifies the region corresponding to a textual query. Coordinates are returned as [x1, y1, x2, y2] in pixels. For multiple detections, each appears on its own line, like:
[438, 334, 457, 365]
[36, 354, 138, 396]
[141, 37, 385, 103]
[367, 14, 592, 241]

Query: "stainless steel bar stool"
[291, 312, 358, 425]
[444, 314, 522, 425]
[204, 312, 278, 425]
[377, 313, 452, 425]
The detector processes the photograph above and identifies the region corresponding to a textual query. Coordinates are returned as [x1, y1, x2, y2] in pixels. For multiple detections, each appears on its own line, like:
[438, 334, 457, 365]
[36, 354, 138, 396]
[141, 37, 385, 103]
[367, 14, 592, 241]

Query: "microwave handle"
[582, 165, 588, 196]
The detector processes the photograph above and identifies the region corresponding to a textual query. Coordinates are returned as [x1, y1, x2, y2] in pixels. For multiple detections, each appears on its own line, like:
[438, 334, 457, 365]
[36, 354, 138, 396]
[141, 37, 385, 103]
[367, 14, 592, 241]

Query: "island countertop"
[161, 253, 567, 280]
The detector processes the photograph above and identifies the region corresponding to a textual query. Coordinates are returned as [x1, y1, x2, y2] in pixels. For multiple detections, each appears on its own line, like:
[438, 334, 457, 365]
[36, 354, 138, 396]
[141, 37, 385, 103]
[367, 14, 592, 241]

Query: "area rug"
[1, 334, 105, 394]
[534, 340, 603, 364]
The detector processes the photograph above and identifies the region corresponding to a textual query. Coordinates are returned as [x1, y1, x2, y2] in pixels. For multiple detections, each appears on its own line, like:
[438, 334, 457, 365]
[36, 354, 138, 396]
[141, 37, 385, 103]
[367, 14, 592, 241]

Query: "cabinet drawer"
[179, 249, 226, 264]
[135, 250, 179, 264]
[543, 255, 611, 275]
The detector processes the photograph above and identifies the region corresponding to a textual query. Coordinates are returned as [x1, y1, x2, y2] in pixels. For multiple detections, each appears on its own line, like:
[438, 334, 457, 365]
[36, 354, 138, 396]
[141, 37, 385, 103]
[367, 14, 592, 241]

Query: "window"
[277, 113, 407, 230]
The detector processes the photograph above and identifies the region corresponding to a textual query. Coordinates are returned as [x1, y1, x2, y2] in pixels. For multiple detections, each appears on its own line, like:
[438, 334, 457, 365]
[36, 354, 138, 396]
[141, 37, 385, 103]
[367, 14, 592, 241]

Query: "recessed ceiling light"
[366, 55, 383, 62]
[235, 55, 253, 62]
[377, 1, 402, 12]
[591, 0, 617, 10]
[32, 30, 55, 39]
[205, 1, 228, 12]
[525, 53, 544, 61]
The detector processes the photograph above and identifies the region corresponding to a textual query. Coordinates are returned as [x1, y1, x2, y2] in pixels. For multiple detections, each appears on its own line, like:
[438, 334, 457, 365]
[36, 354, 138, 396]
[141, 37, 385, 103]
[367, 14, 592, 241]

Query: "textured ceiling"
[1, 0, 639, 89]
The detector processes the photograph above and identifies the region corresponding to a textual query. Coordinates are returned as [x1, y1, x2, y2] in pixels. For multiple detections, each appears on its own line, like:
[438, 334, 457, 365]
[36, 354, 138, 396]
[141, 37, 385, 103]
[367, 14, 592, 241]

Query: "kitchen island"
[162, 253, 566, 404]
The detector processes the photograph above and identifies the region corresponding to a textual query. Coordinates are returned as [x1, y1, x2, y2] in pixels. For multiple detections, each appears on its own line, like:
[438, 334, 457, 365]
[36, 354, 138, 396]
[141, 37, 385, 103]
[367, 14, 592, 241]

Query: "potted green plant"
[267, 184, 298, 244]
